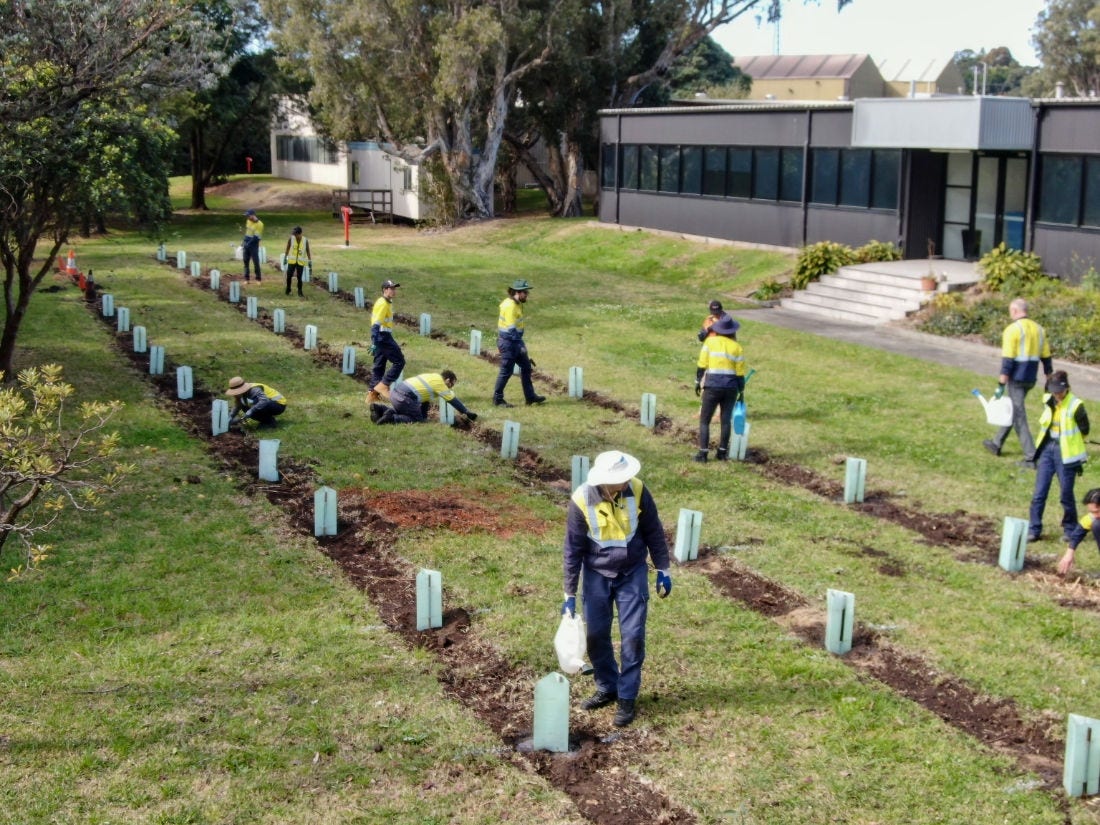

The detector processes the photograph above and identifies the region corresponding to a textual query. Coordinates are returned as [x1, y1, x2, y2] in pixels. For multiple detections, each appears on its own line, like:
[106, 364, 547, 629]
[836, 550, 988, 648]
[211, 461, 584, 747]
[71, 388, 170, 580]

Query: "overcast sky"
[712, 0, 1048, 67]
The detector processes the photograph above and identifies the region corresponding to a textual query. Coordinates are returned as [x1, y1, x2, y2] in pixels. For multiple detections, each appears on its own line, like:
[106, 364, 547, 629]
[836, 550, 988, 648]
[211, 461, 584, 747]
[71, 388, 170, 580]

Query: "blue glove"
[655, 570, 672, 598]
[561, 595, 576, 617]
[368, 344, 378, 356]
[994, 384, 1005, 400]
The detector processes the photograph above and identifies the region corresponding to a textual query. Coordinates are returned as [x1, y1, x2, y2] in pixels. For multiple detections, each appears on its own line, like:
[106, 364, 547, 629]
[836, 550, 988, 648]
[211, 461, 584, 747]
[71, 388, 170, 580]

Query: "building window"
[811, 149, 839, 205]
[658, 145, 680, 193]
[839, 149, 871, 207]
[600, 144, 616, 189]
[753, 148, 779, 200]
[621, 145, 639, 190]
[351, 161, 360, 185]
[702, 147, 726, 196]
[871, 151, 901, 209]
[681, 146, 703, 195]
[402, 166, 414, 192]
[780, 147, 804, 202]
[1037, 155, 1080, 225]
[810, 148, 899, 210]
[1083, 157, 1100, 227]
[639, 145, 659, 191]
[275, 134, 338, 165]
[727, 149, 752, 198]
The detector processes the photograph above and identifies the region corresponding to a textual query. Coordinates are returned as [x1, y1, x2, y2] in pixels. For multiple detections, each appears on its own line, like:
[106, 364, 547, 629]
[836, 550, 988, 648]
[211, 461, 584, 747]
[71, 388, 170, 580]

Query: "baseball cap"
[709, 300, 723, 312]
[381, 279, 400, 289]
[244, 209, 257, 217]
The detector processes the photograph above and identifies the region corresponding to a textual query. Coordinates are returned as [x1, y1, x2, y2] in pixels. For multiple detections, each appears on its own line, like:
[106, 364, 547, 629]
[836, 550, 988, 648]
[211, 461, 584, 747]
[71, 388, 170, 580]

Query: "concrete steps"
[780, 261, 978, 325]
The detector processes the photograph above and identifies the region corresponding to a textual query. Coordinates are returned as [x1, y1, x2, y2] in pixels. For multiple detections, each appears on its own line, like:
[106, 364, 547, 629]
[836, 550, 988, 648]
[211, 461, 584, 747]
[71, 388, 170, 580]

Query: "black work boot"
[613, 699, 636, 727]
[493, 397, 514, 408]
[693, 449, 708, 463]
[525, 394, 546, 405]
[581, 690, 617, 710]
[715, 448, 729, 461]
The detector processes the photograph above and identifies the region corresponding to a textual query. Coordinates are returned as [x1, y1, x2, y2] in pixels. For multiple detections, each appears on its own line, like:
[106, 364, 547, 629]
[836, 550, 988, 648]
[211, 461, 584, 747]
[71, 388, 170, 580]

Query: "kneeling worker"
[226, 376, 286, 428]
[372, 370, 477, 425]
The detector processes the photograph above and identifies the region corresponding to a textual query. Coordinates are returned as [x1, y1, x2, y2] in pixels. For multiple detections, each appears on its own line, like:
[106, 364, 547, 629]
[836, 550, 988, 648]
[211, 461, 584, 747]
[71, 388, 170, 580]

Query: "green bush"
[852, 239, 902, 263]
[751, 278, 786, 301]
[978, 242, 1046, 291]
[791, 241, 855, 290]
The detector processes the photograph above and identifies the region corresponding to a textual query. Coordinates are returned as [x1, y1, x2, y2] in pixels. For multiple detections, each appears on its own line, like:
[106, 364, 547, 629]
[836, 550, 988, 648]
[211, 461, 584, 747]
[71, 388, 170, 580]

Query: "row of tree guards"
[130, 246, 1100, 788]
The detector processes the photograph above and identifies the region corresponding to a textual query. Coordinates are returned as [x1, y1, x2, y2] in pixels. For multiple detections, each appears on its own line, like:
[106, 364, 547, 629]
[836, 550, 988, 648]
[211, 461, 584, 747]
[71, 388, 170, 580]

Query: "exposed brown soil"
[199, 179, 335, 212]
[74, 259, 1089, 819]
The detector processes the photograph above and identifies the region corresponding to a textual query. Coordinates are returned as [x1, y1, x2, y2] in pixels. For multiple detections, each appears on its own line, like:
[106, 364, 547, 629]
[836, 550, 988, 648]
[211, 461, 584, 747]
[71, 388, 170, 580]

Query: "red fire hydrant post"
[245, 156, 253, 173]
[341, 206, 352, 247]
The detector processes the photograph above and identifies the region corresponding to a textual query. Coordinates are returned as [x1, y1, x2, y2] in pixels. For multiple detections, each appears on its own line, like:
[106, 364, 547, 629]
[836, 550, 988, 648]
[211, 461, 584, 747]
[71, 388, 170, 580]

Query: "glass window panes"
[1083, 157, 1100, 227]
[753, 148, 779, 200]
[839, 149, 871, 207]
[621, 145, 639, 190]
[727, 149, 751, 198]
[780, 147, 803, 202]
[600, 144, 616, 189]
[871, 150, 900, 209]
[659, 146, 680, 193]
[703, 148, 726, 196]
[811, 148, 839, 204]
[1038, 155, 1080, 224]
[639, 145, 658, 191]
[681, 146, 702, 195]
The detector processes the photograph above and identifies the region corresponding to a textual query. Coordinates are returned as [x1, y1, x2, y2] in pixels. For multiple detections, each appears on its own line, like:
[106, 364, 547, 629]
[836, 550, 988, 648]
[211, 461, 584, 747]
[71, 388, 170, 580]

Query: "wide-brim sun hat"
[587, 451, 641, 486]
[510, 279, 533, 291]
[226, 376, 253, 396]
[711, 316, 740, 336]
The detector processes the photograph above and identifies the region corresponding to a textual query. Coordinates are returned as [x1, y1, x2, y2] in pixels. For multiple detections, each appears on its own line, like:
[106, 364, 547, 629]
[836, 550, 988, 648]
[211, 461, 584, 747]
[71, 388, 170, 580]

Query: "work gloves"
[368, 344, 378, 356]
[694, 382, 701, 397]
[994, 384, 1006, 400]
[465, 412, 478, 422]
[655, 570, 672, 598]
[561, 595, 576, 617]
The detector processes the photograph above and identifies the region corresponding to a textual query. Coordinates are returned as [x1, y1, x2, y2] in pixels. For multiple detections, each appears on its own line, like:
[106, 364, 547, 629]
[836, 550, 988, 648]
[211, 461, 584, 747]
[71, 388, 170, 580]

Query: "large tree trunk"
[189, 123, 208, 211]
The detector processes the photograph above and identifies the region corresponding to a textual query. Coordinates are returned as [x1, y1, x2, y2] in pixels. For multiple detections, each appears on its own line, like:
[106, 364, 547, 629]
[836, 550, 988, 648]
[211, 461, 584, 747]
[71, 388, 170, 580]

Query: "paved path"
[741, 307, 1100, 404]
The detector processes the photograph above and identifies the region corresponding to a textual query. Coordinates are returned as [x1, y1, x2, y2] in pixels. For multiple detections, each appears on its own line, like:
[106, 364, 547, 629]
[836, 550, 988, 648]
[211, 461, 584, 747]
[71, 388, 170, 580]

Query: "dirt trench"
[83, 262, 1084, 817]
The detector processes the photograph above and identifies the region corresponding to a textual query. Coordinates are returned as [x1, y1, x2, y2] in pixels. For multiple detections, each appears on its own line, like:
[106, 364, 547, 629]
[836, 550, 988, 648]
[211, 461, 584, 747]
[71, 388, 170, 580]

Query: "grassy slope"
[1, 177, 1097, 823]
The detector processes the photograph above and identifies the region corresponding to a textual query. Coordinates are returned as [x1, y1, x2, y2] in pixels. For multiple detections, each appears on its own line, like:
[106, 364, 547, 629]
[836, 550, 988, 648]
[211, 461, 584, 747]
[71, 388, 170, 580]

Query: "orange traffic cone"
[66, 249, 77, 275]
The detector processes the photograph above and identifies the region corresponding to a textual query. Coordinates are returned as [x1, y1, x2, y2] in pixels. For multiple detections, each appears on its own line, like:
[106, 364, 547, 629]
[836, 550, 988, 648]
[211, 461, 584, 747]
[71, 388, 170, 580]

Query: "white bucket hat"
[587, 451, 641, 486]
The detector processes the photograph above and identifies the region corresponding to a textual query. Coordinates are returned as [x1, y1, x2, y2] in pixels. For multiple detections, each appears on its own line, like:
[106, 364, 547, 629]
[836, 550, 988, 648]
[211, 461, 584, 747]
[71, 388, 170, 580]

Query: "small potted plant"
[921, 238, 941, 291]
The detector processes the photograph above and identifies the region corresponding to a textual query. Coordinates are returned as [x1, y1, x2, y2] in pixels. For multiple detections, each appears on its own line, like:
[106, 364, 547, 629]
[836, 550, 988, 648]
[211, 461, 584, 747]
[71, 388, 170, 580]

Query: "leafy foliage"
[852, 239, 902, 263]
[1023, 0, 1100, 97]
[0, 365, 132, 578]
[791, 241, 855, 290]
[0, 0, 224, 379]
[977, 242, 1047, 290]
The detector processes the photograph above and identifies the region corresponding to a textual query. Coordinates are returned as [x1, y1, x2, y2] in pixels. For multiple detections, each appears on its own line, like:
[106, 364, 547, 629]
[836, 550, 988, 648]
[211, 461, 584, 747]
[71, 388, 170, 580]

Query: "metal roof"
[732, 54, 872, 80]
[876, 57, 955, 83]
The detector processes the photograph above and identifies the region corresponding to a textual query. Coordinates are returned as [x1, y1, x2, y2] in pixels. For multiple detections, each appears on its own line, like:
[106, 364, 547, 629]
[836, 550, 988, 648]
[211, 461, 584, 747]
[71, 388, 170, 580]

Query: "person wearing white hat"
[226, 376, 286, 428]
[562, 451, 672, 727]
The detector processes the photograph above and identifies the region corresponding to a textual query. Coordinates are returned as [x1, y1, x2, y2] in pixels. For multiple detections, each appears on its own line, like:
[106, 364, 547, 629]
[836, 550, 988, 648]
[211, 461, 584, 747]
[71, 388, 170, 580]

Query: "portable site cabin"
[269, 97, 429, 222]
[597, 94, 1100, 279]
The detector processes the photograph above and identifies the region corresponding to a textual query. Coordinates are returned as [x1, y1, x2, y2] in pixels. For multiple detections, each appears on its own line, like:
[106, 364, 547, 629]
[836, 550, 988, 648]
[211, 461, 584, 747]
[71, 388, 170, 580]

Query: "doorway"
[943, 152, 1028, 260]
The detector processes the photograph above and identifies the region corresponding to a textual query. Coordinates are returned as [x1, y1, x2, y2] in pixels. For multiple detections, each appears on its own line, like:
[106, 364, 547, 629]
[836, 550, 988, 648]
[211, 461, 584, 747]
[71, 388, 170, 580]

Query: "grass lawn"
[3, 177, 1100, 823]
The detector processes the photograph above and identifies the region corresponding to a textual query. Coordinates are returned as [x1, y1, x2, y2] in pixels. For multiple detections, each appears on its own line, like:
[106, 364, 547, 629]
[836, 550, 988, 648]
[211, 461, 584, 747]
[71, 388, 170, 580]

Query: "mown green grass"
[3, 179, 1100, 823]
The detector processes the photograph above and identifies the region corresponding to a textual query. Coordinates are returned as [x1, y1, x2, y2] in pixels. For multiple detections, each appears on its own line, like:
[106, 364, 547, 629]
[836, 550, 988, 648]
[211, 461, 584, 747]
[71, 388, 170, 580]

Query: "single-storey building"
[270, 97, 430, 222]
[597, 95, 1100, 279]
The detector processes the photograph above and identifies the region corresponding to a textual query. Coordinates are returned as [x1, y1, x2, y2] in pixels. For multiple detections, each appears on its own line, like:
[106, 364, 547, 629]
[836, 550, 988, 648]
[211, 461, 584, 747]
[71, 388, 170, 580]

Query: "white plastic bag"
[554, 612, 588, 675]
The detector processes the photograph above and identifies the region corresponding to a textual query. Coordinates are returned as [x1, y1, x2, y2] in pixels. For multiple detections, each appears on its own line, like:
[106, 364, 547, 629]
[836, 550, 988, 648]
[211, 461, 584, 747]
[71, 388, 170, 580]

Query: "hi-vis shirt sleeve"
[408, 374, 456, 403]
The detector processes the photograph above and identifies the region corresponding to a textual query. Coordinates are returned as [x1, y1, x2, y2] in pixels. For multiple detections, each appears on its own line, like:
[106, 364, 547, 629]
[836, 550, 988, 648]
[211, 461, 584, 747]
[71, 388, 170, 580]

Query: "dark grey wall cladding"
[806, 208, 898, 248]
[1033, 226, 1100, 282]
[1038, 107, 1100, 154]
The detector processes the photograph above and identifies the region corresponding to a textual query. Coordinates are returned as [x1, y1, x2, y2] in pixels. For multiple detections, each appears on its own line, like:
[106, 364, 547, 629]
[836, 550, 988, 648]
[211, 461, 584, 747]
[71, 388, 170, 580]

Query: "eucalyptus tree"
[511, 0, 849, 217]
[1025, 0, 1100, 97]
[264, 0, 552, 221]
[0, 0, 225, 380]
